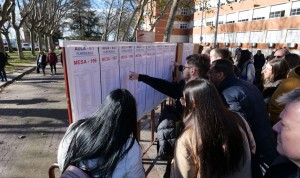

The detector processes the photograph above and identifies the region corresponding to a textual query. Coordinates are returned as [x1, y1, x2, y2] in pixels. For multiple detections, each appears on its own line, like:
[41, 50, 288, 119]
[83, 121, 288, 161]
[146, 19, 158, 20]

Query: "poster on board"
[145, 45, 156, 112]
[182, 43, 195, 66]
[119, 45, 135, 96]
[153, 44, 164, 106]
[134, 45, 147, 118]
[66, 46, 102, 121]
[99, 45, 120, 102]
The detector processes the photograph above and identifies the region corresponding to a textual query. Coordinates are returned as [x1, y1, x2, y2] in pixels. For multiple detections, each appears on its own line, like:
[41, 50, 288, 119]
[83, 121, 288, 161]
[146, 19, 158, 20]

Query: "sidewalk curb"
[0, 66, 36, 90]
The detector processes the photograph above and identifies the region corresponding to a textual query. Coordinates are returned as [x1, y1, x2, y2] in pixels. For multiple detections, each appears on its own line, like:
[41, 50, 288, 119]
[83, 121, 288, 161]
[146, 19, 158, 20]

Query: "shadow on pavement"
[0, 98, 60, 105]
[0, 108, 68, 121]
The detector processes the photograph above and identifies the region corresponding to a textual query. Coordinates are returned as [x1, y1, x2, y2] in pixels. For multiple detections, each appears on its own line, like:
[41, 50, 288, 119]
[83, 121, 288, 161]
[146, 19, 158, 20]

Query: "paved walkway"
[0, 63, 167, 177]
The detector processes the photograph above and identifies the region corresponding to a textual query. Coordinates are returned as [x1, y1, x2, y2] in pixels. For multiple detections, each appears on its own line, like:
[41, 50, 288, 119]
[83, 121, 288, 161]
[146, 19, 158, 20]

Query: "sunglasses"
[274, 55, 283, 58]
[182, 66, 193, 70]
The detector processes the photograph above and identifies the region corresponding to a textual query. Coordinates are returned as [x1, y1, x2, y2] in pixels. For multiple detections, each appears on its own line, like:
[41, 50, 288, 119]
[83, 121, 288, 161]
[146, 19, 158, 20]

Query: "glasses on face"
[182, 66, 193, 70]
[274, 55, 283, 58]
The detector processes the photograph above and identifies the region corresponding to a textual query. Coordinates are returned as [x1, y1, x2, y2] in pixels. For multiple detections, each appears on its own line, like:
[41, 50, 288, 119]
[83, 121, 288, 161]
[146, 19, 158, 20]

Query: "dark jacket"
[138, 74, 184, 159]
[254, 54, 266, 72]
[156, 106, 181, 160]
[36, 53, 47, 67]
[264, 156, 300, 178]
[218, 75, 278, 165]
[47, 52, 58, 64]
[138, 74, 185, 113]
[0, 52, 7, 68]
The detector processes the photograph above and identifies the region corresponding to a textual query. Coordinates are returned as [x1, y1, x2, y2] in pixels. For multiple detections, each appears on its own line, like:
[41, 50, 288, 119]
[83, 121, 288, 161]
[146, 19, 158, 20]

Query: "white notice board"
[63, 41, 177, 122]
[154, 44, 164, 106]
[66, 45, 102, 121]
[99, 45, 120, 102]
[134, 45, 147, 118]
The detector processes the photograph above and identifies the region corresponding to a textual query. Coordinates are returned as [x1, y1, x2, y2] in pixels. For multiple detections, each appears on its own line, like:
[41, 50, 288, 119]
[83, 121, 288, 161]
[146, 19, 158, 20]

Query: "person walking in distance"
[0, 51, 8, 81]
[47, 49, 58, 75]
[36, 50, 47, 76]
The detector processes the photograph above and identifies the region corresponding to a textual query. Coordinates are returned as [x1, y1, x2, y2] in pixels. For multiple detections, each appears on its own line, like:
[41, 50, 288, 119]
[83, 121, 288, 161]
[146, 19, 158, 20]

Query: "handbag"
[60, 165, 90, 178]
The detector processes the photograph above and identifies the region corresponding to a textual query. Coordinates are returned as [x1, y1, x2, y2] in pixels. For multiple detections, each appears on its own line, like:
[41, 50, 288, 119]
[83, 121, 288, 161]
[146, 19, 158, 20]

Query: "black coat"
[264, 156, 299, 178]
[138, 74, 185, 113]
[138, 74, 184, 160]
[0, 52, 7, 68]
[36, 53, 47, 67]
[218, 76, 278, 165]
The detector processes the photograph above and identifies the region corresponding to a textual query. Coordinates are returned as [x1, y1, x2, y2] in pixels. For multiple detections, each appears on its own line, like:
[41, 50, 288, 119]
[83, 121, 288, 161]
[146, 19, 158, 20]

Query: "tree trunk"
[163, 0, 179, 42]
[30, 28, 36, 55]
[102, 0, 115, 41]
[149, 0, 172, 32]
[47, 35, 54, 50]
[38, 31, 43, 52]
[122, 7, 138, 41]
[132, 0, 147, 42]
[15, 29, 25, 59]
[116, 0, 125, 41]
[3, 32, 13, 53]
[44, 35, 49, 52]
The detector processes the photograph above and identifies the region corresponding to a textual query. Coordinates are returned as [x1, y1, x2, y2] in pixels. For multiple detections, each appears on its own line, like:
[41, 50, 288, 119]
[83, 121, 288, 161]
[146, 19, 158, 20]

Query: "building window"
[252, 17, 265, 21]
[227, 0, 238, 4]
[226, 21, 235, 24]
[206, 21, 213, 26]
[179, 8, 189, 15]
[290, 8, 300, 16]
[180, 24, 188, 29]
[238, 19, 248, 22]
[269, 10, 285, 18]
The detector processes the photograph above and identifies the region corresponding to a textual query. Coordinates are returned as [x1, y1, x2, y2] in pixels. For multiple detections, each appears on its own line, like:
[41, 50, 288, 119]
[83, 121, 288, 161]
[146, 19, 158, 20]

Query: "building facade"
[145, 0, 300, 55]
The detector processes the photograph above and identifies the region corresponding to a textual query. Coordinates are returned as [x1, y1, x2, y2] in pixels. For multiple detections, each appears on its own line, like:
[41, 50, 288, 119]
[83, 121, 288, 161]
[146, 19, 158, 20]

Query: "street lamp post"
[213, 0, 221, 48]
[200, 1, 204, 44]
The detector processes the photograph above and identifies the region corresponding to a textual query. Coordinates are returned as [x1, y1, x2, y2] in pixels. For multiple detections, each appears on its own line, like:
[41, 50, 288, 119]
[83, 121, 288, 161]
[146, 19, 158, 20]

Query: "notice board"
[62, 40, 177, 122]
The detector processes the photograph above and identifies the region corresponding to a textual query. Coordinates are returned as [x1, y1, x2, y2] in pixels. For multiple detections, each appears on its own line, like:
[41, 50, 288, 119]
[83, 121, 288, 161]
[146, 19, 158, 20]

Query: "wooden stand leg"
[150, 109, 155, 142]
[137, 120, 141, 141]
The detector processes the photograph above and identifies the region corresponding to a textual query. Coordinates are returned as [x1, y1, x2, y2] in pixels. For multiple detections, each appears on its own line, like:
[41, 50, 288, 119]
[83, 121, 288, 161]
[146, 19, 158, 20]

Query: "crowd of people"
[57, 46, 300, 178]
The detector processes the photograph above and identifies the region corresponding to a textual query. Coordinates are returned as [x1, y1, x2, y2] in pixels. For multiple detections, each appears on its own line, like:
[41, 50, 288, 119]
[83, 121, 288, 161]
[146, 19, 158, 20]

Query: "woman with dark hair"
[58, 89, 145, 178]
[237, 50, 256, 83]
[262, 58, 289, 105]
[170, 79, 255, 178]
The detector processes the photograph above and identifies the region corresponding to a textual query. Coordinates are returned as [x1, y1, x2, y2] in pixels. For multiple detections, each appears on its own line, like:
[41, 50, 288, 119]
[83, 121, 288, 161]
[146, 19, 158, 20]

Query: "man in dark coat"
[0, 51, 8, 81]
[208, 59, 278, 166]
[129, 54, 210, 158]
[36, 51, 47, 75]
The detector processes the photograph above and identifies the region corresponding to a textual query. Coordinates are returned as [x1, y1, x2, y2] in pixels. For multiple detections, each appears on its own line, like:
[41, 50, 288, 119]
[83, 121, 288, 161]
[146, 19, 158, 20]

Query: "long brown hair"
[182, 79, 246, 178]
[267, 58, 289, 82]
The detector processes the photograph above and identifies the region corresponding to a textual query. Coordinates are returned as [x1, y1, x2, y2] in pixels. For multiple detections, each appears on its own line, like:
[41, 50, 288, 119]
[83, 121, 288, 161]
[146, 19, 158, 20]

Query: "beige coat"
[170, 119, 255, 178]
